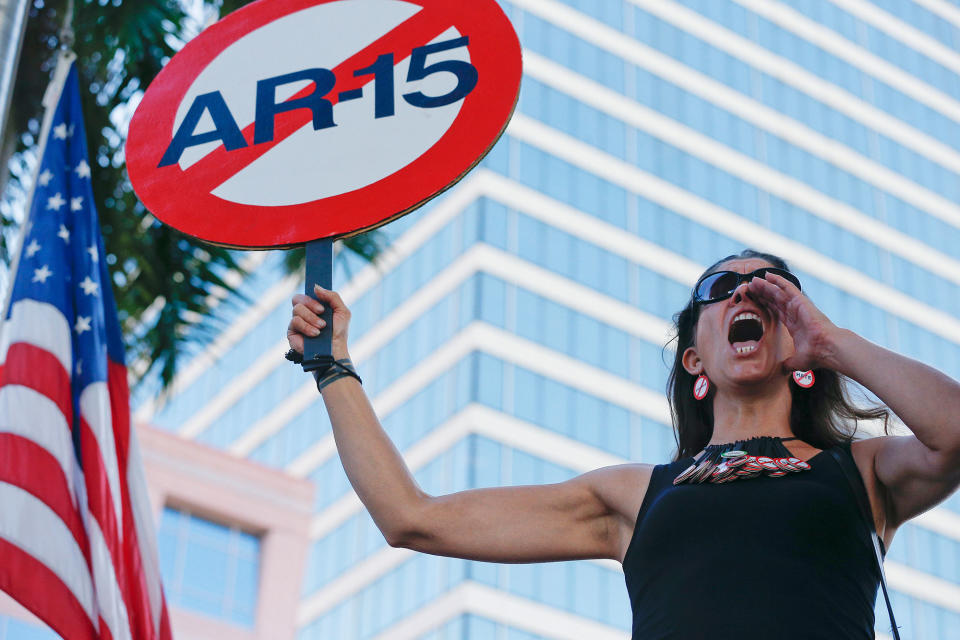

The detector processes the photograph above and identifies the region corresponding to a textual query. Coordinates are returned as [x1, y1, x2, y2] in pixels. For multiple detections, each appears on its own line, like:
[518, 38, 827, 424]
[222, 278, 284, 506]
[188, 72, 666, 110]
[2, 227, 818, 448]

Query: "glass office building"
[145, 0, 960, 638]
[9, 0, 960, 639]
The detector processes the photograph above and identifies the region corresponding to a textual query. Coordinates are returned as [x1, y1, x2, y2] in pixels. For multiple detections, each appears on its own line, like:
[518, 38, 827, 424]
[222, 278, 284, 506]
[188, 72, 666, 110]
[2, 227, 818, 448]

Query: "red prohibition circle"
[126, 0, 522, 249]
[792, 370, 815, 387]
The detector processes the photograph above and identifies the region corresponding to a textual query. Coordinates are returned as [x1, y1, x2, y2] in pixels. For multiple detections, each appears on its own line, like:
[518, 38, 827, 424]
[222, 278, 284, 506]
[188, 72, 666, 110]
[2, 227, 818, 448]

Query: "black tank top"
[622, 442, 883, 639]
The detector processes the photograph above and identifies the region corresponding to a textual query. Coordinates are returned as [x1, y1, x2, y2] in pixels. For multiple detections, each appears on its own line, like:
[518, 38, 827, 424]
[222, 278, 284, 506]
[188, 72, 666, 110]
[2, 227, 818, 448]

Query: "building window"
[157, 506, 260, 627]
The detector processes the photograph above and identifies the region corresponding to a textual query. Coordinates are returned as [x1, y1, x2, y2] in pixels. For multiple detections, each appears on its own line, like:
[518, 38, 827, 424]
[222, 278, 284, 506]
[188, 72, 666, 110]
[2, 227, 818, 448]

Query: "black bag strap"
[827, 443, 901, 640]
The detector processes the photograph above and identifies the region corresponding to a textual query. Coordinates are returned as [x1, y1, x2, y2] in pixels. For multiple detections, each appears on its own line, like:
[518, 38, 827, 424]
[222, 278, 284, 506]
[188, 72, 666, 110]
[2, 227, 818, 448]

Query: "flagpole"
[0, 0, 31, 144]
[0, 47, 75, 327]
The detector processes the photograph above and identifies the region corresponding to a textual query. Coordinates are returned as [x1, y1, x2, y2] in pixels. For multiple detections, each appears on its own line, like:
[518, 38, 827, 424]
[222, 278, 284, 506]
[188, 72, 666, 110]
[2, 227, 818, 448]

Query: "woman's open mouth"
[728, 312, 764, 355]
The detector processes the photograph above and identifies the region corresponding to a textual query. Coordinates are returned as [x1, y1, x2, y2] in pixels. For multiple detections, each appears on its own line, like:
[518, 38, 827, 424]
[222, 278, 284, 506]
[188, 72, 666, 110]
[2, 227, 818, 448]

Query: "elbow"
[385, 520, 426, 550]
[384, 530, 402, 548]
[925, 442, 960, 478]
[384, 493, 431, 549]
[385, 523, 412, 548]
[941, 446, 960, 473]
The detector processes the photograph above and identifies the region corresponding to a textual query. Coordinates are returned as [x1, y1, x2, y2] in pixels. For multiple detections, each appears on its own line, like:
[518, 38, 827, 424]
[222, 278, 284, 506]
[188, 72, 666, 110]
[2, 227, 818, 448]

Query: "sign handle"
[302, 238, 334, 373]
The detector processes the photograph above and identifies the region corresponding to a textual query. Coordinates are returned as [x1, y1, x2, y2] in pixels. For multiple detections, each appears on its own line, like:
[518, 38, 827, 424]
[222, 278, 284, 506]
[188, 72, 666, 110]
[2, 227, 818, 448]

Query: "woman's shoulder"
[590, 459, 691, 504]
[582, 463, 656, 564]
[588, 460, 701, 563]
[588, 462, 657, 510]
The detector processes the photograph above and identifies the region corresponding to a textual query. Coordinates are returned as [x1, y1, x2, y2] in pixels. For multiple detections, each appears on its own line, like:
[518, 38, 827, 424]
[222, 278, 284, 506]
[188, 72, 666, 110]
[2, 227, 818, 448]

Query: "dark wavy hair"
[665, 249, 889, 462]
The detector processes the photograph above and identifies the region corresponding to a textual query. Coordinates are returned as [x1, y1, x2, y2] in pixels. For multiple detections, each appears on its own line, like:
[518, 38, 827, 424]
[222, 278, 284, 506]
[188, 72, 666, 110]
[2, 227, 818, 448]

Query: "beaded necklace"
[673, 436, 812, 485]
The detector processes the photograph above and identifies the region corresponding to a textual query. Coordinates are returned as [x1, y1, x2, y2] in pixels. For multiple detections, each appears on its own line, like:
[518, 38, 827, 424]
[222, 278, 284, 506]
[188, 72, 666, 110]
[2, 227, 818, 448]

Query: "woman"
[286, 248, 960, 638]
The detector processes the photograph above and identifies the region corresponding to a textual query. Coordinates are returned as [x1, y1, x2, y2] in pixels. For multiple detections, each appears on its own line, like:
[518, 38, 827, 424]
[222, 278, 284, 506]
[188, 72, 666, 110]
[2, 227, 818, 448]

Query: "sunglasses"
[693, 267, 801, 305]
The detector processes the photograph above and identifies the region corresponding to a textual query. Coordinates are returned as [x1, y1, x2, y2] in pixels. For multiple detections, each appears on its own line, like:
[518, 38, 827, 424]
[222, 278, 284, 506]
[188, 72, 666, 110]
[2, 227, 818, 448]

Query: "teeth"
[736, 345, 756, 354]
[733, 312, 761, 323]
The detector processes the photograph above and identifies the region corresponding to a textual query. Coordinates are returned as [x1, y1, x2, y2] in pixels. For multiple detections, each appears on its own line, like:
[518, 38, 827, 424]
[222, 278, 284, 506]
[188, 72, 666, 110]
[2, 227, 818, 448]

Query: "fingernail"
[311, 327, 321, 336]
[314, 283, 325, 291]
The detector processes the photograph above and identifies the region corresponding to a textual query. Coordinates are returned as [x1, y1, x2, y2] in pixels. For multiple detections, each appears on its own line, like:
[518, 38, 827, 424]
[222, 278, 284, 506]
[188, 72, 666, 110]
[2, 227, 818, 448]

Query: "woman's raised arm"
[747, 272, 960, 529]
[289, 285, 650, 563]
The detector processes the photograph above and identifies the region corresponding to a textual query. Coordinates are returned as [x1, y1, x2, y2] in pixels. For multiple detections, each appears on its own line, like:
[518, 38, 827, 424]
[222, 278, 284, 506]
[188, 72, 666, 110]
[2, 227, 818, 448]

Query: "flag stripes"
[0, 382, 78, 499]
[0, 298, 73, 372]
[0, 53, 171, 640]
[0, 483, 97, 623]
[0, 434, 89, 553]
[0, 537, 99, 640]
[81, 383, 125, 530]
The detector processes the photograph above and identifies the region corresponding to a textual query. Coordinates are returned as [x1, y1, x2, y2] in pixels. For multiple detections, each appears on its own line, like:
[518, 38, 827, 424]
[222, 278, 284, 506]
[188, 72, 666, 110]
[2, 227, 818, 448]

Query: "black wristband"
[312, 358, 362, 392]
[284, 348, 304, 364]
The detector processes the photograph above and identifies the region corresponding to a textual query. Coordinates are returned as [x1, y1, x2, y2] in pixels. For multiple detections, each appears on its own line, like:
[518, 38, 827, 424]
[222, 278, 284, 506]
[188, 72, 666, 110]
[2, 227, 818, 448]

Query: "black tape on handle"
[302, 238, 334, 374]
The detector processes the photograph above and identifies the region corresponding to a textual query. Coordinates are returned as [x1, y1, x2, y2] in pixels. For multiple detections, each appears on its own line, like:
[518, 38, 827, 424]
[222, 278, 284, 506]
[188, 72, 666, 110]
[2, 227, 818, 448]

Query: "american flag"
[0, 56, 172, 640]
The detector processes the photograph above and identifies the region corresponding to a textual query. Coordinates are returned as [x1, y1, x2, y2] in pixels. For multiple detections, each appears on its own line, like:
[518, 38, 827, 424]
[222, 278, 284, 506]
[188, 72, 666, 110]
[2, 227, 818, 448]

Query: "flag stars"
[74, 316, 92, 335]
[25, 240, 41, 258]
[32, 265, 53, 283]
[58, 224, 70, 243]
[71, 196, 84, 212]
[53, 123, 73, 140]
[75, 160, 91, 179]
[47, 193, 66, 211]
[38, 170, 53, 187]
[79, 276, 99, 296]
[87, 245, 98, 263]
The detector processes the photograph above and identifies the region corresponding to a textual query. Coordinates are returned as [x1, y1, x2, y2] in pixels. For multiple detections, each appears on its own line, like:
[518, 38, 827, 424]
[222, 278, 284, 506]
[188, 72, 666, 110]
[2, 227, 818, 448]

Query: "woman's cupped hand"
[746, 271, 842, 372]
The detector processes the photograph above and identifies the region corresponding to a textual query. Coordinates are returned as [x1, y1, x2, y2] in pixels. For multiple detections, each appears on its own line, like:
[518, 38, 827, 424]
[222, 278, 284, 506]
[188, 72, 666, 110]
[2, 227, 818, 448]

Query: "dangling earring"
[693, 374, 710, 400]
[792, 370, 815, 388]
